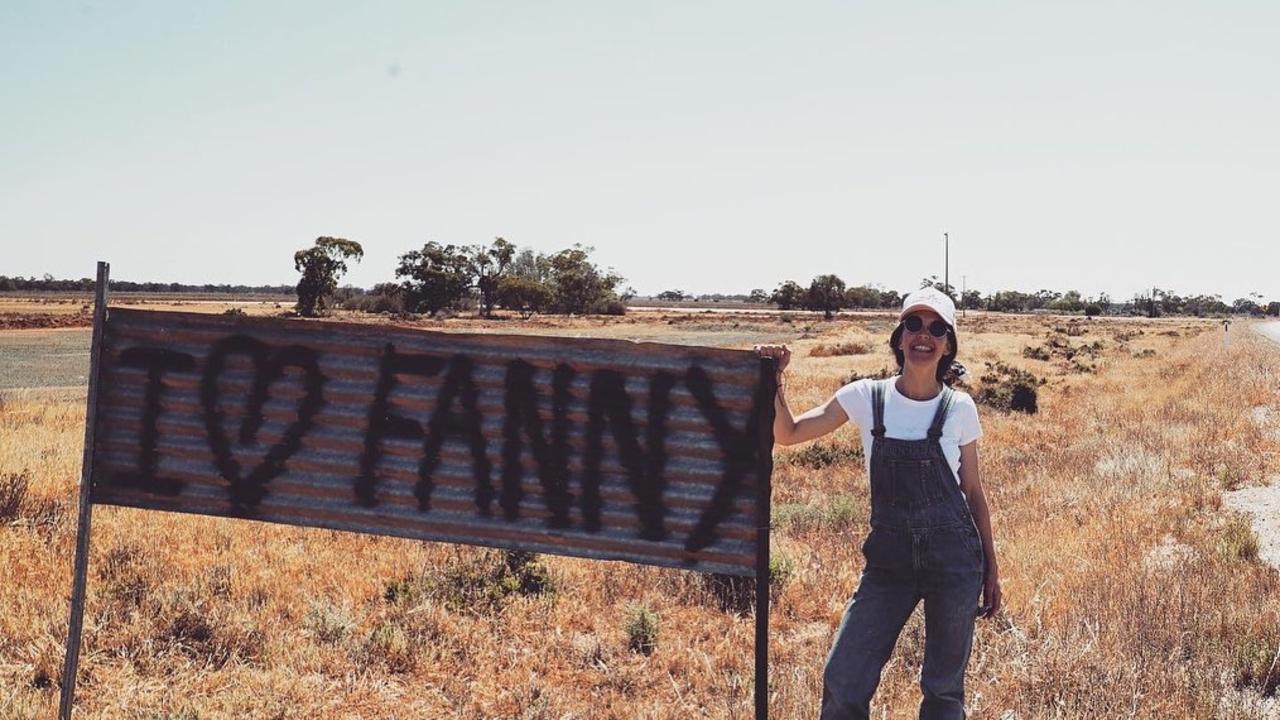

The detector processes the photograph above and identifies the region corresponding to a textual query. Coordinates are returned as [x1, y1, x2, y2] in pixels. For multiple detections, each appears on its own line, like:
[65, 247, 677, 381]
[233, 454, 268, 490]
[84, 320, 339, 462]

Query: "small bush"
[1134, 348, 1157, 359]
[404, 549, 556, 615]
[305, 599, 353, 644]
[222, 307, 246, 317]
[1085, 304, 1103, 317]
[597, 299, 628, 316]
[1219, 515, 1260, 563]
[768, 553, 795, 592]
[701, 551, 798, 613]
[975, 362, 1043, 414]
[809, 341, 871, 357]
[99, 543, 149, 608]
[839, 367, 895, 386]
[0, 471, 29, 522]
[504, 549, 555, 596]
[1022, 345, 1051, 361]
[1231, 629, 1280, 697]
[364, 621, 414, 672]
[773, 494, 862, 534]
[624, 603, 660, 654]
[785, 440, 863, 469]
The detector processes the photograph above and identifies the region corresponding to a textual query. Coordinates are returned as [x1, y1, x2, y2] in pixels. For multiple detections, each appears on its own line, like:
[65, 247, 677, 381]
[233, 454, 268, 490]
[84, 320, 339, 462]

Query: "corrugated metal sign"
[90, 309, 776, 576]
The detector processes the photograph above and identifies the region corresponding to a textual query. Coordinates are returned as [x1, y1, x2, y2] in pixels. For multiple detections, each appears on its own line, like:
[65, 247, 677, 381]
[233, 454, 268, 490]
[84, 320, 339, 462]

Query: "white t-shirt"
[834, 378, 983, 484]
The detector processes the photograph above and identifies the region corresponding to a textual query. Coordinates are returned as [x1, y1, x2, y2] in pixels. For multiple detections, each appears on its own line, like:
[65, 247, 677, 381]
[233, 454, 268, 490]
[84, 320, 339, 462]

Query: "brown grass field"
[2, 306, 1279, 718]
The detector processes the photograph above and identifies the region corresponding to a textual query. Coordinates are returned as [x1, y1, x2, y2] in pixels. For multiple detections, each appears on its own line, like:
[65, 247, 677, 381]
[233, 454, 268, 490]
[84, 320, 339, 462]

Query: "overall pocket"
[888, 458, 945, 509]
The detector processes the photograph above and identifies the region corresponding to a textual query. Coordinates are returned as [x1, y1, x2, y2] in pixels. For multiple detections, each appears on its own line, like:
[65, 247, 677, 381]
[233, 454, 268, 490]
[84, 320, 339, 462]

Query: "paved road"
[0, 328, 91, 391]
[1255, 321, 1280, 345]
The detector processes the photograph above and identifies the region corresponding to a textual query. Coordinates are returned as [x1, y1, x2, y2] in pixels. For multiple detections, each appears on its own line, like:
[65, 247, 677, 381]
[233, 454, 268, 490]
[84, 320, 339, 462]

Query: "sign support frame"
[59, 261, 109, 719]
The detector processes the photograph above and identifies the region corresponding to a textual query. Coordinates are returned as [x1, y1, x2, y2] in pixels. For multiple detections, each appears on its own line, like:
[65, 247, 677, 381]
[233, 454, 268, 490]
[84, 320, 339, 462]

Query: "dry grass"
[2, 313, 1279, 718]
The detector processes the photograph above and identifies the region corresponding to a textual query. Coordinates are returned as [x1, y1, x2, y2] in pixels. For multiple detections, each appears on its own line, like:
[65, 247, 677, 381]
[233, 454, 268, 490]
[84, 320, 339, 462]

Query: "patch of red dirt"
[0, 313, 93, 330]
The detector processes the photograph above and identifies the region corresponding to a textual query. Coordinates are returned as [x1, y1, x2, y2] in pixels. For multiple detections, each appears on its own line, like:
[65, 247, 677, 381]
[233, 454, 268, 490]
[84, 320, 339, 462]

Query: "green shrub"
[1230, 628, 1280, 697]
[365, 621, 414, 672]
[975, 362, 1043, 414]
[773, 494, 862, 533]
[397, 549, 556, 615]
[624, 603, 660, 654]
[1219, 515, 1259, 563]
[701, 550, 799, 613]
[1085, 304, 1103, 317]
[305, 599, 353, 644]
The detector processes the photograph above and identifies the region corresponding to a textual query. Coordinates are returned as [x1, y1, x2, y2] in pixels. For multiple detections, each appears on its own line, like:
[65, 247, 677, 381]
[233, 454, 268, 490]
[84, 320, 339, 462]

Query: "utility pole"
[944, 232, 949, 295]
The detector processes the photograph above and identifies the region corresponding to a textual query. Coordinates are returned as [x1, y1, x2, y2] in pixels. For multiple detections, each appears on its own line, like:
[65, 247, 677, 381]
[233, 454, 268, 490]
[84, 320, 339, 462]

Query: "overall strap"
[870, 379, 889, 438]
[926, 385, 956, 440]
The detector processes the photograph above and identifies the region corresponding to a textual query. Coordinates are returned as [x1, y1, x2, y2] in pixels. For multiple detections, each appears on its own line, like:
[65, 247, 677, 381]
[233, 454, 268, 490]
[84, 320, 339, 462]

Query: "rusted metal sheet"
[90, 308, 776, 576]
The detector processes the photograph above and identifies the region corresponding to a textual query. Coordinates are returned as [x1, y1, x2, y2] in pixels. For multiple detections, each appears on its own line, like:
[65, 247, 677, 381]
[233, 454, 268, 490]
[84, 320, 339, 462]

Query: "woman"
[757, 287, 1001, 720]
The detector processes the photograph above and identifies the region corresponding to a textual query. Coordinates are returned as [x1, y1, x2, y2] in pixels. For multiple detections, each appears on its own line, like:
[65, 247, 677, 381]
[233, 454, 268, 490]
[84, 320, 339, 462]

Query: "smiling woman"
[757, 287, 1001, 720]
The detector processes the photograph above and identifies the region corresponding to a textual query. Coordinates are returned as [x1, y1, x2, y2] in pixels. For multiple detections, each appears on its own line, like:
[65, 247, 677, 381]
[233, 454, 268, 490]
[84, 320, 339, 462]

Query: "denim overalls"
[820, 380, 985, 720]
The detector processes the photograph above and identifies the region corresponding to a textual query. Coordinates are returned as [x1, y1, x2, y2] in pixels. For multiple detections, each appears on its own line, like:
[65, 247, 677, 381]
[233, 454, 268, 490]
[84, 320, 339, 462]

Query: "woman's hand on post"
[754, 344, 791, 379]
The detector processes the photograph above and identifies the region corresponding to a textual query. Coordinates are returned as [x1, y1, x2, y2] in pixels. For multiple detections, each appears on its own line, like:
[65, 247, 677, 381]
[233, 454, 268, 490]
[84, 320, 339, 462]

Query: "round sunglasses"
[902, 314, 950, 338]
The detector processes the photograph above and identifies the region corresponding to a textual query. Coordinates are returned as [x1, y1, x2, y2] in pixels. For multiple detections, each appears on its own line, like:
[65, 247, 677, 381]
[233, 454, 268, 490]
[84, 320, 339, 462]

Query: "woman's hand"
[754, 344, 791, 377]
[979, 567, 1002, 619]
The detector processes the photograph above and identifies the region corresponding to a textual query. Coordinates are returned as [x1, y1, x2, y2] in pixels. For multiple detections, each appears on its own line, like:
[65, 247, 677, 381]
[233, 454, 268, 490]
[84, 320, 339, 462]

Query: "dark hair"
[889, 323, 958, 383]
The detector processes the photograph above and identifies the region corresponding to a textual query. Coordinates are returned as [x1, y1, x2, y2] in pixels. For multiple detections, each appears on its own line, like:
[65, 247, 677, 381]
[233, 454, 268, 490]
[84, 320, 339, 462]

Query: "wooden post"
[59, 261, 108, 719]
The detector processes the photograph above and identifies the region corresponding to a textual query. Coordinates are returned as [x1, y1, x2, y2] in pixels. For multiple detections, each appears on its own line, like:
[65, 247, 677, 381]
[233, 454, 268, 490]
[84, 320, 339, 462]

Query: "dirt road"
[1229, 321, 1280, 572]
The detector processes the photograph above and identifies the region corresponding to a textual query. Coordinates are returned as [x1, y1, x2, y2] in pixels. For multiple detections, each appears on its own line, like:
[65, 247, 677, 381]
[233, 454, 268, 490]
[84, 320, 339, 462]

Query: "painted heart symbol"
[200, 334, 324, 514]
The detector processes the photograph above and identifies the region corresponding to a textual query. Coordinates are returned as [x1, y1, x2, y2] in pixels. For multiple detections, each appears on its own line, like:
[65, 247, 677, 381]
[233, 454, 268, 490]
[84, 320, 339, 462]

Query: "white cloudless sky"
[2, 1, 1277, 300]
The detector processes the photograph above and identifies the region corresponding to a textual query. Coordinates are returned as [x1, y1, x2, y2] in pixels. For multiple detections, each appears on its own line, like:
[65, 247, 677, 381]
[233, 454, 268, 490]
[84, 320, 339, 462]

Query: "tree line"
[0, 275, 293, 295]
[292, 236, 629, 318]
[7, 240, 1274, 320]
[661, 275, 1277, 320]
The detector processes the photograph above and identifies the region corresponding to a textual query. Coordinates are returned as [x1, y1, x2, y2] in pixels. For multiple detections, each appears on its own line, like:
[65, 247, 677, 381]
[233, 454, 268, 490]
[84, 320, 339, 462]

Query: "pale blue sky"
[2, 1, 1277, 300]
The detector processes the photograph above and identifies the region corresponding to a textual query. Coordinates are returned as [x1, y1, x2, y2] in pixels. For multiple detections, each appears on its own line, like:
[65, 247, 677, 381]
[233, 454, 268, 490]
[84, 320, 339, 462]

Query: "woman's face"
[898, 309, 952, 370]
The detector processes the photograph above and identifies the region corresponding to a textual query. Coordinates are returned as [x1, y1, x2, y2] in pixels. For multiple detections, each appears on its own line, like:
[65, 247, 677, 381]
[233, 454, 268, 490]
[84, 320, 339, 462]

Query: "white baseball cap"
[899, 287, 957, 329]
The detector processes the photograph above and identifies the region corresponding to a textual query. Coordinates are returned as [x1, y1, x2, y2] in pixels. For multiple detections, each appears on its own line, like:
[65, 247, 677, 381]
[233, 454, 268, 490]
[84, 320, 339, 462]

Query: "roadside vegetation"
[2, 311, 1279, 717]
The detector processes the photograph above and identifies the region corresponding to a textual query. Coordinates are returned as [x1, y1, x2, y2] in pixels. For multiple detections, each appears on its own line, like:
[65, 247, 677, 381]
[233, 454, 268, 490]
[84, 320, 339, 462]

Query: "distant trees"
[770, 281, 806, 310]
[395, 242, 475, 316]
[392, 240, 624, 317]
[920, 276, 955, 298]
[657, 290, 688, 301]
[845, 285, 882, 309]
[0, 276, 292, 294]
[294, 236, 364, 317]
[496, 276, 553, 318]
[545, 245, 626, 314]
[807, 274, 847, 320]
[470, 237, 516, 318]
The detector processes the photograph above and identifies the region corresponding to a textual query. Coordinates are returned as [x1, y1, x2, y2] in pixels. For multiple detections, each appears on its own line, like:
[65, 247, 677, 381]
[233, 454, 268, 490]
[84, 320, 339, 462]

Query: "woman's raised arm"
[756, 344, 849, 446]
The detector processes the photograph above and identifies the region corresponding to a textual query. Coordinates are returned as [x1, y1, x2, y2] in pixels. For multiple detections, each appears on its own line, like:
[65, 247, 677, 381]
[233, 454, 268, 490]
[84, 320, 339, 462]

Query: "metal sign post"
[59, 261, 108, 719]
[754, 368, 775, 720]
